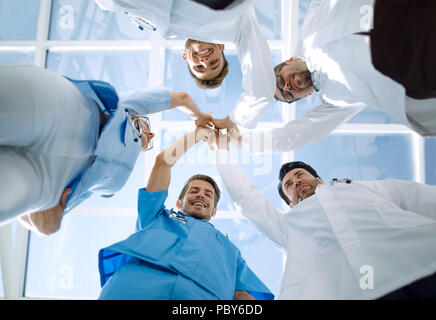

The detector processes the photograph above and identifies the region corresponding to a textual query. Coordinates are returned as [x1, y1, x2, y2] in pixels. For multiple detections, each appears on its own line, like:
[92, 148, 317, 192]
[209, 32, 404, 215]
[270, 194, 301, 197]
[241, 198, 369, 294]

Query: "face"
[275, 57, 315, 103]
[133, 116, 155, 151]
[183, 39, 225, 80]
[281, 168, 324, 206]
[177, 180, 217, 221]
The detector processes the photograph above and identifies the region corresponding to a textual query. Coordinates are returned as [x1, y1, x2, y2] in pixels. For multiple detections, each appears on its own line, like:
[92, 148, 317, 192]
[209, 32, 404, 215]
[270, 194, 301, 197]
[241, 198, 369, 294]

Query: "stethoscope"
[168, 209, 188, 225]
[123, 11, 157, 31]
[166, 209, 230, 239]
[330, 178, 353, 185]
[290, 178, 354, 206]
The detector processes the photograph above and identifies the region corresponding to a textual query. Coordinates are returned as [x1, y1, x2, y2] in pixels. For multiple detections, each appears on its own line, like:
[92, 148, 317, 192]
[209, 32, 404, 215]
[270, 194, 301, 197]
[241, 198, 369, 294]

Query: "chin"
[187, 208, 211, 220]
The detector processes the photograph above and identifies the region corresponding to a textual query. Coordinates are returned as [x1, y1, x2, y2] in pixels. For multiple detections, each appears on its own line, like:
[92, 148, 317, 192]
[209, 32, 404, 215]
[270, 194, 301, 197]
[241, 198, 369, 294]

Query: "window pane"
[0, 0, 40, 40]
[294, 134, 414, 182]
[46, 50, 149, 92]
[299, 0, 311, 26]
[425, 137, 436, 185]
[25, 213, 136, 298]
[0, 50, 34, 65]
[253, 0, 281, 40]
[164, 49, 283, 123]
[295, 91, 400, 124]
[50, 0, 151, 40]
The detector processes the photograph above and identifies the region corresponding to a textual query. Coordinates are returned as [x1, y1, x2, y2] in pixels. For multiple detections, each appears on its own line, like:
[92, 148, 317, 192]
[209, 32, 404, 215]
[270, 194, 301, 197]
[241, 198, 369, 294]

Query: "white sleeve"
[94, 0, 117, 11]
[216, 150, 289, 248]
[241, 102, 365, 153]
[373, 180, 436, 221]
[119, 87, 171, 115]
[228, 7, 275, 129]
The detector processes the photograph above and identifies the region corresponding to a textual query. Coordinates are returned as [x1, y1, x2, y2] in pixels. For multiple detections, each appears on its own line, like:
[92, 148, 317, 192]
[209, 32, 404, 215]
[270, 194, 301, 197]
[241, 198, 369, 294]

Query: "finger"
[60, 188, 72, 207]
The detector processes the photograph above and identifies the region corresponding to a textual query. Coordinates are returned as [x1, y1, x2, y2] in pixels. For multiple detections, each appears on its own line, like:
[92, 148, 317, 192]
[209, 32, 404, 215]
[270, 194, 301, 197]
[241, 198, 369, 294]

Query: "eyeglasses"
[125, 109, 153, 151]
[275, 64, 300, 104]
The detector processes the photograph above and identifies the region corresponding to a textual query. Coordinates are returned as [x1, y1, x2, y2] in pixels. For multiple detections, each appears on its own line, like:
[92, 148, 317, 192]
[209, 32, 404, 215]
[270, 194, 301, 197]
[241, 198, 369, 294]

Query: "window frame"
[0, 0, 425, 300]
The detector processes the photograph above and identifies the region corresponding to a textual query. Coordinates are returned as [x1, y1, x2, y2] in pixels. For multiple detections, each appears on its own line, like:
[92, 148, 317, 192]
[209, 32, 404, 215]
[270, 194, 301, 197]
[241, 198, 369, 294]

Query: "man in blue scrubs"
[98, 128, 273, 300]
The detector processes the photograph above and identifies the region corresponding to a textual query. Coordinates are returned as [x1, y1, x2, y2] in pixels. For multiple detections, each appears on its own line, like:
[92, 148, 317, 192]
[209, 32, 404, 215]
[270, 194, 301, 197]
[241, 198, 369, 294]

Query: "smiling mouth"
[190, 201, 207, 208]
[194, 48, 212, 57]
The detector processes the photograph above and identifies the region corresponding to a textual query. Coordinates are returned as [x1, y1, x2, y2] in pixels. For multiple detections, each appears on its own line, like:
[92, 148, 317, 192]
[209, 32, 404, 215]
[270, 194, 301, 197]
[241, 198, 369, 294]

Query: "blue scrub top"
[98, 188, 274, 300]
[63, 79, 170, 212]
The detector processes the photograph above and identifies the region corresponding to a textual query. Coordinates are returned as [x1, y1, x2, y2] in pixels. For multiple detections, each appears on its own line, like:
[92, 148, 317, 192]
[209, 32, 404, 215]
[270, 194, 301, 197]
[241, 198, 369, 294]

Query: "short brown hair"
[178, 174, 221, 208]
[273, 61, 287, 101]
[187, 53, 229, 89]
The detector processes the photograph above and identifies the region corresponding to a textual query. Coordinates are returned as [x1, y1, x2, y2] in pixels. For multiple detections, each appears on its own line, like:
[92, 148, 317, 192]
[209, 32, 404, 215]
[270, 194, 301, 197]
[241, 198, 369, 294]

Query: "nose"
[295, 178, 302, 187]
[196, 193, 206, 199]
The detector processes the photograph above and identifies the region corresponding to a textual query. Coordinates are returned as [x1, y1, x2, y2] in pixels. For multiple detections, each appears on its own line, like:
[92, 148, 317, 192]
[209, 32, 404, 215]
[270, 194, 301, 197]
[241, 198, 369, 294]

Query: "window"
[0, 0, 434, 300]
[0, 0, 41, 40]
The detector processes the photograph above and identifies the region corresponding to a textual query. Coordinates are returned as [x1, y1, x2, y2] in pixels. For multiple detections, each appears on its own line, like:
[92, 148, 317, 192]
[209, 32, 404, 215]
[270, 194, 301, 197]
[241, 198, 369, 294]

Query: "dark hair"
[274, 61, 287, 75]
[187, 52, 229, 89]
[178, 174, 221, 208]
[277, 161, 320, 205]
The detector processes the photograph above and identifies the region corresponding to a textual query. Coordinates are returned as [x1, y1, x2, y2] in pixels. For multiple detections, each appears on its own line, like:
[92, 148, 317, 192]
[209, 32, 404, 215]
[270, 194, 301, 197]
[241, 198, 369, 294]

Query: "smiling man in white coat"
[235, 0, 436, 154]
[95, 0, 275, 130]
[215, 134, 436, 299]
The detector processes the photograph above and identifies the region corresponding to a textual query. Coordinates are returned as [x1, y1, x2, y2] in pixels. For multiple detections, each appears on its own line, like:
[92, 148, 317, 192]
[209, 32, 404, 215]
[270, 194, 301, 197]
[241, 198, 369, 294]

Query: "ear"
[182, 50, 188, 61]
[211, 207, 217, 218]
[219, 44, 224, 51]
[317, 177, 325, 184]
[176, 199, 182, 209]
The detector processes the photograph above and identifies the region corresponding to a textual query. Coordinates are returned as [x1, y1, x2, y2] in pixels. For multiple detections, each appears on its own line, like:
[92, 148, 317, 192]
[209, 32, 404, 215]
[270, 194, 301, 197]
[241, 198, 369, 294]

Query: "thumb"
[60, 188, 72, 207]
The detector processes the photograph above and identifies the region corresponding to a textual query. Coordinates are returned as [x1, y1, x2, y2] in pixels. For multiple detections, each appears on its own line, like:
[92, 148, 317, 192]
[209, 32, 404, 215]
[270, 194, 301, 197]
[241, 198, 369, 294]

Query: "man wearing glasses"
[233, 0, 436, 154]
[0, 65, 212, 235]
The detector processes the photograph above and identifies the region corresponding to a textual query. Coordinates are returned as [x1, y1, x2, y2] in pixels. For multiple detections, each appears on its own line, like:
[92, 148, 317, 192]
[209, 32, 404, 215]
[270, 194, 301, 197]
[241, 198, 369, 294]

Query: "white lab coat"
[217, 150, 436, 299]
[242, 0, 436, 153]
[95, 0, 275, 129]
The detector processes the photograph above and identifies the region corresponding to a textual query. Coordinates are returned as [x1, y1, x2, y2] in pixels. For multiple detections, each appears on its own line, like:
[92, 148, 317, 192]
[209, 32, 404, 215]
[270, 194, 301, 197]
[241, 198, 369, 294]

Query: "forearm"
[240, 103, 364, 153]
[169, 91, 201, 118]
[216, 149, 288, 247]
[147, 129, 208, 192]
